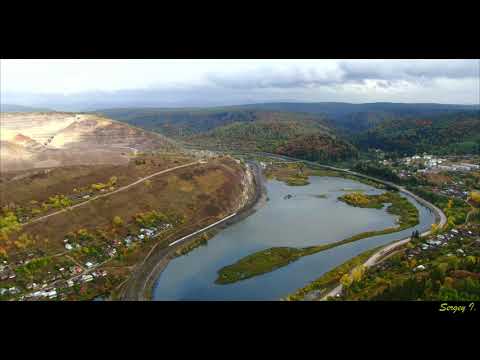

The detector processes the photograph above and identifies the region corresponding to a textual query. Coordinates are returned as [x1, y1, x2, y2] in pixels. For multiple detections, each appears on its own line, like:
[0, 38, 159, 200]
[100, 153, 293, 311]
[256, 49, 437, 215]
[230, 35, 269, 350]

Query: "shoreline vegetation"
[215, 188, 419, 285]
[172, 229, 217, 258]
[264, 162, 387, 190]
[283, 245, 384, 301]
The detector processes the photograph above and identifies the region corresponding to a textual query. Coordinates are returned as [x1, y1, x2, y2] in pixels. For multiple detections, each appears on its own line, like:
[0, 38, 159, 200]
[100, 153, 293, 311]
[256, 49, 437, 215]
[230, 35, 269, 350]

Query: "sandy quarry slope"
[0, 112, 179, 172]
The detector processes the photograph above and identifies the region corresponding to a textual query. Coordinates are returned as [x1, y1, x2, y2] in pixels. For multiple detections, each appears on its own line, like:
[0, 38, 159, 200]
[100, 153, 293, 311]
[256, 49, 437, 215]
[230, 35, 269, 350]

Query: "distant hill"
[97, 102, 480, 136]
[1, 104, 54, 113]
[186, 112, 358, 162]
[233, 102, 480, 133]
[96, 103, 480, 160]
[96, 108, 332, 138]
[352, 111, 480, 155]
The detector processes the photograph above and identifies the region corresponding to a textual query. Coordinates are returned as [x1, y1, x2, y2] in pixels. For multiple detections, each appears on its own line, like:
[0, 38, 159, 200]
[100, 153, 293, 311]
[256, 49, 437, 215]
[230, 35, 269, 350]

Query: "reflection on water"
[153, 177, 435, 300]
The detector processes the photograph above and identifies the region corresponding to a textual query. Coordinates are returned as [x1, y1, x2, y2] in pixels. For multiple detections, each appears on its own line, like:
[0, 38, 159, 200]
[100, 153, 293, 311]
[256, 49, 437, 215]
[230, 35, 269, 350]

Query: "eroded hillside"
[0, 112, 178, 172]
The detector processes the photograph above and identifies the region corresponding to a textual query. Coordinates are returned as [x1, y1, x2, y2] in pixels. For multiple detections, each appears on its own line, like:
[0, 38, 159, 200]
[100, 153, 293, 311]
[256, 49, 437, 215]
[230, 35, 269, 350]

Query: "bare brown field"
[423, 172, 453, 186]
[0, 153, 193, 208]
[2, 156, 246, 258]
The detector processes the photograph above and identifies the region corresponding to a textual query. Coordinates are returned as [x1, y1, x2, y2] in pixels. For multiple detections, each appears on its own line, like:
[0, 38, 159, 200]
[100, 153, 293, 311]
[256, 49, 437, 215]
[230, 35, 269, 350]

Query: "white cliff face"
[236, 163, 255, 211]
[1, 113, 78, 145]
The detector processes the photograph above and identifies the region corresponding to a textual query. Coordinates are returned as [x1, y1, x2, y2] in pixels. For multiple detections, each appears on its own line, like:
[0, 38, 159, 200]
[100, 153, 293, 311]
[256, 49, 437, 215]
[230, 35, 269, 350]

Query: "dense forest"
[97, 108, 260, 138]
[188, 117, 358, 162]
[352, 111, 480, 155]
[98, 103, 479, 138]
[276, 133, 358, 162]
[98, 105, 480, 160]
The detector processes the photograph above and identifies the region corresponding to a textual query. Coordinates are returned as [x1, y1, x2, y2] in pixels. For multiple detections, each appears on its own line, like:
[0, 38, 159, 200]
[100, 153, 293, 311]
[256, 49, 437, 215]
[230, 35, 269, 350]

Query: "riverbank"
[117, 161, 267, 300]
[253, 153, 447, 300]
[283, 245, 384, 301]
[215, 189, 419, 285]
[128, 153, 446, 300]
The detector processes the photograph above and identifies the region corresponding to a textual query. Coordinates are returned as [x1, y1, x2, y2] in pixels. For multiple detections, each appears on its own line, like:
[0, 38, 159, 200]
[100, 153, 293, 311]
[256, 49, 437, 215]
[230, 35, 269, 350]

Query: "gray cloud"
[2, 60, 479, 110]
[206, 60, 479, 90]
[207, 65, 345, 89]
[340, 60, 479, 82]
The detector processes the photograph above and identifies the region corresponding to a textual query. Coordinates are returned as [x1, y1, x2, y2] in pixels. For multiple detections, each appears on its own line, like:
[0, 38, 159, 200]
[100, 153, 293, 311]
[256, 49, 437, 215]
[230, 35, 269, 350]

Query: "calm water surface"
[153, 176, 435, 300]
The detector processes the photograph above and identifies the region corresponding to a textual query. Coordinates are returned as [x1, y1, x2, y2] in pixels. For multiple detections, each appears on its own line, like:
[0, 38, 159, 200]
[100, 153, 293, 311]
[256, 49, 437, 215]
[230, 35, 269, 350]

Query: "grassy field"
[0, 153, 194, 222]
[215, 190, 419, 285]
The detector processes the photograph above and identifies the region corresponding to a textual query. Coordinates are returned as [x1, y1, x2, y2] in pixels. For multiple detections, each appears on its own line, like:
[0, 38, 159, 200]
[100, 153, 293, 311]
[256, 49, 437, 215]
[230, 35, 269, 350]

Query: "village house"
[81, 274, 94, 283]
[413, 265, 426, 272]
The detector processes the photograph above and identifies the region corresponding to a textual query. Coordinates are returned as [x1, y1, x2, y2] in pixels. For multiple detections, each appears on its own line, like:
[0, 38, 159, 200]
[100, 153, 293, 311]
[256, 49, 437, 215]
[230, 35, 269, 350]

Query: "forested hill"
[352, 111, 480, 156]
[188, 116, 358, 162]
[234, 102, 480, 133]
[97, 103, 480, 136]
[96, 104, 480, 160]
[96, 108, 331, 138]
[95, 108, 259, 138]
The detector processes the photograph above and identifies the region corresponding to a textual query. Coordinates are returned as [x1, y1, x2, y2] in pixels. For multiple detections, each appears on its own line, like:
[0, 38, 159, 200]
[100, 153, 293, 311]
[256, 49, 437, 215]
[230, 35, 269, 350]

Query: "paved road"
[168, 212, 237, 247]
[23, 161, 200, 227]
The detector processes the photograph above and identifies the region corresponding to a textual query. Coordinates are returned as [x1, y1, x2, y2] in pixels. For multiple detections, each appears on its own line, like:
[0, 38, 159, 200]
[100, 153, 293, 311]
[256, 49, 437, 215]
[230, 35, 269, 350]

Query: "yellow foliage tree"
[351, 265, 366, 282]
[14, 233, 34, 250]
[113, 216, 124, 227]
[340, 273, 353, 288]
[470, 191, 480, 207]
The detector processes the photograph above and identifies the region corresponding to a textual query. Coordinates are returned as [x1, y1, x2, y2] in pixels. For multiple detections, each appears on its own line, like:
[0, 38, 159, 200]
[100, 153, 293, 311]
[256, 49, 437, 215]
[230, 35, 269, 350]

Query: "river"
[153, 176, 436, 300]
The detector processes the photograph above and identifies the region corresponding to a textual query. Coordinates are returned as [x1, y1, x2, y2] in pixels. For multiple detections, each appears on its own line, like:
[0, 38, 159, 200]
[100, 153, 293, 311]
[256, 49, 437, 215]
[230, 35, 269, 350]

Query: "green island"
[285, 174, 310, 186]
[215, 190, 419, 285]
[340, 188, 366, 193]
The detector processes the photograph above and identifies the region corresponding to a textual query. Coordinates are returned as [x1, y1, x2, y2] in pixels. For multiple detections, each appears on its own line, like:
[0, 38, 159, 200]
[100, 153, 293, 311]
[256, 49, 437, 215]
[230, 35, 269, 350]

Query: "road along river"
[153, 173, 437, 300]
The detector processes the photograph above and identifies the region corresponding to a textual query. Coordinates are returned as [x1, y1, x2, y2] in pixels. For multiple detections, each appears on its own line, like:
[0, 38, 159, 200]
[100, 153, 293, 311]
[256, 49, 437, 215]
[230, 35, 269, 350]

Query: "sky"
[1, 59, 479, 110]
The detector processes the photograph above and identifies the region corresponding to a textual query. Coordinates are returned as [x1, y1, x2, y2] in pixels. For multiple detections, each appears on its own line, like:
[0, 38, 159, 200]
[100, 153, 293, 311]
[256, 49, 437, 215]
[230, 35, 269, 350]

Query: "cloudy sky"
[1, 59, 479, 110]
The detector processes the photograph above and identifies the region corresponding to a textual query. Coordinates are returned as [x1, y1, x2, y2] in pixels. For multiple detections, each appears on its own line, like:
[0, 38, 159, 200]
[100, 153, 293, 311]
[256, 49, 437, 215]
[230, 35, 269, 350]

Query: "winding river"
[153, 176, 436, 300]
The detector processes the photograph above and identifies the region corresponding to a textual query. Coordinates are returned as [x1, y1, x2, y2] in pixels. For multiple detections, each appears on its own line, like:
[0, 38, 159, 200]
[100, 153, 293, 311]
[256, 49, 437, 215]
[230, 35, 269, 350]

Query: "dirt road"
[23, 161, 200, 227]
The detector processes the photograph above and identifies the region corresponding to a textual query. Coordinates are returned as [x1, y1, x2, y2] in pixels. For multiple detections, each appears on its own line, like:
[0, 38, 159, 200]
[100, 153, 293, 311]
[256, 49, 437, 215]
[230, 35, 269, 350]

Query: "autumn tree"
[351, 265, 366, 282]
[14, 233, 35, 250]
[340, 273, 353, 288]
[470, 191, 480, 207]
[0, 211, 22, 235]
[113, 216, 124, 227]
